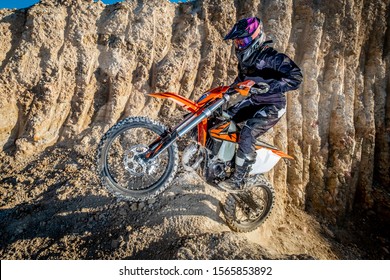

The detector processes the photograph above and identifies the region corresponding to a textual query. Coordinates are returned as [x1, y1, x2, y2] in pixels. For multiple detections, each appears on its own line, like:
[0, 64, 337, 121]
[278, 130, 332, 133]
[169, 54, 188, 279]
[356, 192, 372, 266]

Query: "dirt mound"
[0, 132, 369, 259]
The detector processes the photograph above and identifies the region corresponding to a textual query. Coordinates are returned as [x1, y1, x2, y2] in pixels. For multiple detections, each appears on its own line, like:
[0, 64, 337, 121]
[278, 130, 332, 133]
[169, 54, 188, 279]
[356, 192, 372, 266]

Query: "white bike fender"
[249, 148, 281, 174]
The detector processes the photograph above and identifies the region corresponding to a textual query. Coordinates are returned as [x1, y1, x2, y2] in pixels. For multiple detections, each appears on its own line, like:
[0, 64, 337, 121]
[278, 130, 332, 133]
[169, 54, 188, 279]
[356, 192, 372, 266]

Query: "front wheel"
[222, 175, 275, 232]
[97, 116, 179, 202]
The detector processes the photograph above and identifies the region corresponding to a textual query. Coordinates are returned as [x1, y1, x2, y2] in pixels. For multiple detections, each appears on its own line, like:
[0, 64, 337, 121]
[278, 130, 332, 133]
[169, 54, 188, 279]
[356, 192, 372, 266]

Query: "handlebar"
[225, 88, 238, 96]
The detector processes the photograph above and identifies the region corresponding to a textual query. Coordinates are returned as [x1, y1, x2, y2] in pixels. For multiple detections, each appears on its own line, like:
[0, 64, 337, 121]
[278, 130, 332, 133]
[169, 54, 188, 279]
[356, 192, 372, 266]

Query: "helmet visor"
[233, 24, 262, 50]
[234, 36, 253, 50]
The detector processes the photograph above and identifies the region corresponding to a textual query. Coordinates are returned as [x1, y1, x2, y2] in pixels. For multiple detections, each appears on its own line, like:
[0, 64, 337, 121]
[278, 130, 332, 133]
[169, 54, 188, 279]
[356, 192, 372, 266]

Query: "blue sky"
[0, 0, 183, 9]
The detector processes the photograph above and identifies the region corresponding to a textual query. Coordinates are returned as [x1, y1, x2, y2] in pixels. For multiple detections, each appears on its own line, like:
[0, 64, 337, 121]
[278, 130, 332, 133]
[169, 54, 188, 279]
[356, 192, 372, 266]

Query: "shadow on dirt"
[0, 154, 227, 259]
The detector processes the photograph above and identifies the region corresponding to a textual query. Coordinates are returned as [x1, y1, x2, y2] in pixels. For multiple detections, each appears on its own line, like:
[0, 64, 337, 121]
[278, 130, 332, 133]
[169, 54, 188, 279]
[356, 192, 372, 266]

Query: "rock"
[148, 198, 157, 205]
[119, 208, 127, 216]
[130, 203, 138, 212]
[277, 226, 288, 233]
[110, 239, 119, 249]
[64, 164, 78, 173]
[138, 202, 146, 210]
[322, 226, 336, 239]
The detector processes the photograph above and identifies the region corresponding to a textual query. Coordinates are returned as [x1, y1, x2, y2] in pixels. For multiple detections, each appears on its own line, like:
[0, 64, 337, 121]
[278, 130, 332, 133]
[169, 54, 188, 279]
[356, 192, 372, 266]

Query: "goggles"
[233, 24, 261, 50]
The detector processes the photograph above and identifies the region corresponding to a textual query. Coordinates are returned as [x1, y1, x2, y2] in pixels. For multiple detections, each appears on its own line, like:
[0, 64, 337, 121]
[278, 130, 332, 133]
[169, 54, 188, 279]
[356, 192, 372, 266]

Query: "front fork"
[140, 95, 230, 163]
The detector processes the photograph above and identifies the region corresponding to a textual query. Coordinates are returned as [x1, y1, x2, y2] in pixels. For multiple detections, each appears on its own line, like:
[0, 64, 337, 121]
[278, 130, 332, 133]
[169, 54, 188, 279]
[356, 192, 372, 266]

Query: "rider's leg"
[218, 105, 284, 192]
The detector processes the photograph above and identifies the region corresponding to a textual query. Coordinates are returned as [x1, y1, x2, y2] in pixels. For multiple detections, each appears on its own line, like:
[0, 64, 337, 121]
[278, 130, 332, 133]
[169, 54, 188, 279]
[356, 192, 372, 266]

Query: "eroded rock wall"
[0, 0, 389, 225]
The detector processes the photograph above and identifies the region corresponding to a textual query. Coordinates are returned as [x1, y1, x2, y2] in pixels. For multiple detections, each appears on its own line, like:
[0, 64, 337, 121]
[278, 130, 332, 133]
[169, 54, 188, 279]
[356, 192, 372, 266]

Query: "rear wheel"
[97, 116, 179, 202]
[222, 175, 275, 232]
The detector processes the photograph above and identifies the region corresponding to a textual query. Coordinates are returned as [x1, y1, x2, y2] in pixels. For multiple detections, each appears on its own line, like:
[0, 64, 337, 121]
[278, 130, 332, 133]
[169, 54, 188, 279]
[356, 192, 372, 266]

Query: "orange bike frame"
[146, 80, 293, 160]
[148, 86, 230, 146]
[148, 81, 255, 146]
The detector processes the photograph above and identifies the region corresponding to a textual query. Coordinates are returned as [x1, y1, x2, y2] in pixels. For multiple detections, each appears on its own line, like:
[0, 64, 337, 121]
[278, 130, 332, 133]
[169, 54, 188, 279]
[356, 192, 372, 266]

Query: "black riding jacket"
[235, 44, 303, 106]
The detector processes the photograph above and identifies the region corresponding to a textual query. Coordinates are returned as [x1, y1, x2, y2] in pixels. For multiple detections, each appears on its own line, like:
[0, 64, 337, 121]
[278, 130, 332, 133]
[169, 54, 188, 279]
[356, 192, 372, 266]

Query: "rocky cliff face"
[0, 0, 389, 228]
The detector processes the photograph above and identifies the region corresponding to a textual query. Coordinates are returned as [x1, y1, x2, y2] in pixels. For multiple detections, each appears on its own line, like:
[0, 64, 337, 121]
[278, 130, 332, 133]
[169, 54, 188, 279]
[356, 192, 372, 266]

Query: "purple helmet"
[224, 17, 265, 50]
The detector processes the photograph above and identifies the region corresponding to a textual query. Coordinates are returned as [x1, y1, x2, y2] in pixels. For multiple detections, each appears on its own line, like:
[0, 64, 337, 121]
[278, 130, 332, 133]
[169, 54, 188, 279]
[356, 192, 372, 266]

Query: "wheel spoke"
[105, 127, 168, 191]
[222, 176, 275, 232]
[97, 117, 179, 202]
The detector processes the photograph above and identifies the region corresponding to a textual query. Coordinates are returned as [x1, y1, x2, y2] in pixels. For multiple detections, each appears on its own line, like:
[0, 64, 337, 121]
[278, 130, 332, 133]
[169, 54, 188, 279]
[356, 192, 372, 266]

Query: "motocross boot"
[218, 152, 254, 192]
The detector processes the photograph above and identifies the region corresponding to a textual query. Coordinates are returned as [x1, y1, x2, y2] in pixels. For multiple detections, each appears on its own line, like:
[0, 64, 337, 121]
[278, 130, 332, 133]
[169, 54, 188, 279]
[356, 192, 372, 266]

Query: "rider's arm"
[250, 52, 303, 94]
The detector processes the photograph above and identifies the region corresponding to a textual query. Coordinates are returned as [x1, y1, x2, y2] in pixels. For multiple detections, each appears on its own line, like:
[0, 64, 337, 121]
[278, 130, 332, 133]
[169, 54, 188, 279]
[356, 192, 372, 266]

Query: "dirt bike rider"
[219, 17, 303, 192]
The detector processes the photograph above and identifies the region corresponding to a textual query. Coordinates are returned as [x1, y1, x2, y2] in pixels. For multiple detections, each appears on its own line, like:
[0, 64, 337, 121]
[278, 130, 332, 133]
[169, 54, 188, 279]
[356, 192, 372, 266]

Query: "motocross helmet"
[224, 17, 266, 65]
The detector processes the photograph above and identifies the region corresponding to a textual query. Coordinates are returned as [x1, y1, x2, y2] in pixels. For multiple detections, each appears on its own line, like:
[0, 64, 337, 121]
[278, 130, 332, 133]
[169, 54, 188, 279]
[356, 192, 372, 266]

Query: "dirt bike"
[96, 80, 294, 232]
